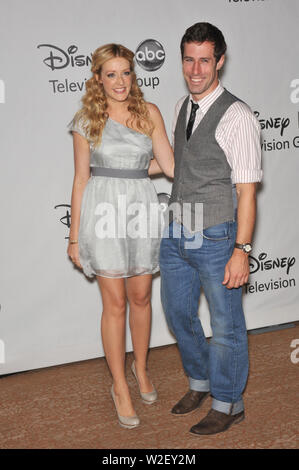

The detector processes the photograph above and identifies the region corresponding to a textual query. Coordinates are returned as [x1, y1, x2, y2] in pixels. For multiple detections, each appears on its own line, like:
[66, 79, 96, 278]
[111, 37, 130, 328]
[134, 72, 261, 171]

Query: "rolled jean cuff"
[212, 398, 244, 415]
[189, 377, 210, 392]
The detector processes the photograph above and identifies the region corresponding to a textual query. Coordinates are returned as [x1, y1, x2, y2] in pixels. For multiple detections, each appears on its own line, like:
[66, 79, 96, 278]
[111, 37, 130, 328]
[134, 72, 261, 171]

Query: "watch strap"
[234, 242, 252, 253]
[235, 243, 245, 250]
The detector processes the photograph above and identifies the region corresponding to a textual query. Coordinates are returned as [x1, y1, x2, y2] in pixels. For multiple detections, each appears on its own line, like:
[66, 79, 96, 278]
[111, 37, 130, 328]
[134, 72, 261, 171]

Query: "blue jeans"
[159, 220, 248, 415]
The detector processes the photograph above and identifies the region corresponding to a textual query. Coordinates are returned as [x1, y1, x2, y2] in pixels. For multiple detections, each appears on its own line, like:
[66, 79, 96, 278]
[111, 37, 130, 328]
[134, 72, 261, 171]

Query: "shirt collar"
[189, 82, 224, 115]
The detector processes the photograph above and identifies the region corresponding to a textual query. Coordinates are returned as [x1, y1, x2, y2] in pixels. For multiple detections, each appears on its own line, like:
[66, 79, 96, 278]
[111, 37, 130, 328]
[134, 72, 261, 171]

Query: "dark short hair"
[180, 22, 227, 62]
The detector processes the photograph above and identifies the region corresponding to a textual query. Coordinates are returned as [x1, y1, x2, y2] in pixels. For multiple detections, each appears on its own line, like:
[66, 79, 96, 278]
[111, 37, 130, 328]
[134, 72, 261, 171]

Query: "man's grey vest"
[169, 89, 240, 231]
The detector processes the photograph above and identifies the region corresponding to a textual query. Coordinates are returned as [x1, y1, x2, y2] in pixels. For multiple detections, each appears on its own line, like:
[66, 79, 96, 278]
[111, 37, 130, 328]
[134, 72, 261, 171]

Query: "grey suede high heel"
[131, 361, 158, 405]
[110, 385, 140, 429]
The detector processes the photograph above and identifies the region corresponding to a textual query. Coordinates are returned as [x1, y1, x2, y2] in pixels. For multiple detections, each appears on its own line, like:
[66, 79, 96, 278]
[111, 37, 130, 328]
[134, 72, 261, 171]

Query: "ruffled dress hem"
[80, 262, 160, 279]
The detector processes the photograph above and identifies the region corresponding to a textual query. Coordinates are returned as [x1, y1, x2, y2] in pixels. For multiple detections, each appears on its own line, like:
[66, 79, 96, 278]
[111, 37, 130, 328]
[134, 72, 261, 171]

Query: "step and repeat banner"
[1, 0, 298, 374]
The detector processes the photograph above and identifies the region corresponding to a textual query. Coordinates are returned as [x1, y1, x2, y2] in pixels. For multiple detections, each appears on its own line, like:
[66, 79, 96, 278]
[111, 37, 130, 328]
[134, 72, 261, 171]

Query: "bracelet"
[69, 239, 78, 244]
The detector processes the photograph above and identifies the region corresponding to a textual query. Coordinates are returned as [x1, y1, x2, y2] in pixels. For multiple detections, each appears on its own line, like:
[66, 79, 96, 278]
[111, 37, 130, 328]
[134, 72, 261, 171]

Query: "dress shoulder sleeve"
[67, 114, 88, 140]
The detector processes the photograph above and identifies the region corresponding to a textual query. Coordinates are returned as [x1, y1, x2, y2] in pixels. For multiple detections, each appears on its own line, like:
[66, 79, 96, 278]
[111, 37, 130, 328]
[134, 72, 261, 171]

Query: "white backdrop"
[1, 0, 299, 375]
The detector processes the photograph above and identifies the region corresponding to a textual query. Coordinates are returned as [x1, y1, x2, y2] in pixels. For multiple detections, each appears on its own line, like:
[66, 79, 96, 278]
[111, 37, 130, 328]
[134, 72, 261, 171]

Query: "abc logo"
[135, 39, 165, 72]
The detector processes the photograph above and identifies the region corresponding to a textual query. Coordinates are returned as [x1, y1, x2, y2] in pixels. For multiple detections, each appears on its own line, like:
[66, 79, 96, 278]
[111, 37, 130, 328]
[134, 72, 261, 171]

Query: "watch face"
[244, 244, 252, 253]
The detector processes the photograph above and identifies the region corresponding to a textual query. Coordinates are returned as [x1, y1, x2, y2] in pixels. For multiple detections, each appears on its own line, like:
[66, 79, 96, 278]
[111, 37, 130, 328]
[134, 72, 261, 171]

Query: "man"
[159, 22, 262, 435]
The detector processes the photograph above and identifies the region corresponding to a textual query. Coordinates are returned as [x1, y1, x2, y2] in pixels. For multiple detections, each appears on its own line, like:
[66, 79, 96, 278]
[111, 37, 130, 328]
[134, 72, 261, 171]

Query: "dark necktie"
[186, 101, 199, 141]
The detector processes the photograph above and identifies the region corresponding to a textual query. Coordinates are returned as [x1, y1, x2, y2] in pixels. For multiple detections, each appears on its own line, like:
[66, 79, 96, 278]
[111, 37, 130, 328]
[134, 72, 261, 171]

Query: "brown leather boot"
[171, 390, 210, 416]
[189, 408, 245, 435]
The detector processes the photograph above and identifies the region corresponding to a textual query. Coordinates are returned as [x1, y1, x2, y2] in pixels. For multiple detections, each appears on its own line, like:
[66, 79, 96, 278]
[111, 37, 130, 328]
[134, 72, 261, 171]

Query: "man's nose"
[192, 61, 201, 75]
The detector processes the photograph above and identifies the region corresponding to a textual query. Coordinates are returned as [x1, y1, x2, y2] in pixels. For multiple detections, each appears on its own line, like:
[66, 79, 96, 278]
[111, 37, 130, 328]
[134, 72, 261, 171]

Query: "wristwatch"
[234, 242, 252, 254]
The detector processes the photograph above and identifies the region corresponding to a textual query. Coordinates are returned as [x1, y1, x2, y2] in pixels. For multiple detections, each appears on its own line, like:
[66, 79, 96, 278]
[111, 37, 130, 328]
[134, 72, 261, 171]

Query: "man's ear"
[216, 54, 225, 71]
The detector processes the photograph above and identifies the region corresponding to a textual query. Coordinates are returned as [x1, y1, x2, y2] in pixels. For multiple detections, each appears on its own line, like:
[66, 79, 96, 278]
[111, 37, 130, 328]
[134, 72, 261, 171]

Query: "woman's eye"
[107, 73, 115, 78]
[124, 71, 131, 76]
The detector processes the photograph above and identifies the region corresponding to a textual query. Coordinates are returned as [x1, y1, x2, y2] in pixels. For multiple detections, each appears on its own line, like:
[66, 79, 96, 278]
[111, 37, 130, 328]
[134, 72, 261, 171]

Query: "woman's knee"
[128, 291, 151, 309]
[98, 277, 127, 318]
[102, 295, 127, 319]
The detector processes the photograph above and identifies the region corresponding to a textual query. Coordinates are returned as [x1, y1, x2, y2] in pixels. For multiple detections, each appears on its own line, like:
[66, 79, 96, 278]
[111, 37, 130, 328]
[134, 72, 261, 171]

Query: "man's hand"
[222, 249, 249, 289]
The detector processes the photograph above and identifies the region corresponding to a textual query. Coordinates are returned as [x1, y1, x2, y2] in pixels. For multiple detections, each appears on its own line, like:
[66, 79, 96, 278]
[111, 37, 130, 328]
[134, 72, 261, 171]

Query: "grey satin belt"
[91, 167, 148, 178]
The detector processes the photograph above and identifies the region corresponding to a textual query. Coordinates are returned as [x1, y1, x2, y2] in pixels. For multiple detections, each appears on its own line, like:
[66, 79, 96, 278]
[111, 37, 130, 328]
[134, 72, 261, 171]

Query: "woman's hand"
[67, 242, 82, 269]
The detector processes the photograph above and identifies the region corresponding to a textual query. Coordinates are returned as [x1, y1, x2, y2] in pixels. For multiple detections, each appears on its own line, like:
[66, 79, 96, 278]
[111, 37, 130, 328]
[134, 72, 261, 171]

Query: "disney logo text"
[37, 44, 92, 71]
[254, 111, 290, 137]
[249, 252, 296, 275]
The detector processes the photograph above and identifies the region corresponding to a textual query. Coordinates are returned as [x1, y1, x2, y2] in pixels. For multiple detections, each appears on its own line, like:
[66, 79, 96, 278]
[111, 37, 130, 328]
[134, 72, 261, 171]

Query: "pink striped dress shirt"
[171, 83, 262, 184]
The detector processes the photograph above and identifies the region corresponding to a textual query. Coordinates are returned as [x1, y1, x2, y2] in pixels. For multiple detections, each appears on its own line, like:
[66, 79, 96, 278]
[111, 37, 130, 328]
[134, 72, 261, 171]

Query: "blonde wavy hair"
[72, 43, 154, 148]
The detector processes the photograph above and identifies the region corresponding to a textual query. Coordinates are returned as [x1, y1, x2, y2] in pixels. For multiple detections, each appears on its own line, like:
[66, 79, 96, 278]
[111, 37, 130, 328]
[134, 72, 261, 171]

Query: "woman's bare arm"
[147, 103, 174, 178]
[67, 132, 90, 268]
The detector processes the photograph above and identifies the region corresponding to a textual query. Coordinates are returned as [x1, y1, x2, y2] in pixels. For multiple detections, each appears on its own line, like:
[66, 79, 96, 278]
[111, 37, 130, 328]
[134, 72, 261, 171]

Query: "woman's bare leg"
[97, 276, 136, 417]
[126, 274, 154, 393]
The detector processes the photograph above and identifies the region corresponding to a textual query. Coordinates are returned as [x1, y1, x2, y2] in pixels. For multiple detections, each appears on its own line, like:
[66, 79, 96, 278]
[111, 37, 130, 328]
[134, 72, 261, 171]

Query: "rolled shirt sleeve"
[217, 101, 262, 184]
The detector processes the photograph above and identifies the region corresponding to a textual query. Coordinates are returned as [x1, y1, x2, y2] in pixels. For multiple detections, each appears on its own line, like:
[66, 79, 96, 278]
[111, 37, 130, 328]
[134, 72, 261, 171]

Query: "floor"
[0, 324, 298, 449]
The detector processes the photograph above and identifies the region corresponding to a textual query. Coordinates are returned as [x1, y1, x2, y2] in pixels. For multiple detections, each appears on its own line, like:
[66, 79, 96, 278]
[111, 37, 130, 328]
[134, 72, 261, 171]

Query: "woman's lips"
[113, 87, 126, 93]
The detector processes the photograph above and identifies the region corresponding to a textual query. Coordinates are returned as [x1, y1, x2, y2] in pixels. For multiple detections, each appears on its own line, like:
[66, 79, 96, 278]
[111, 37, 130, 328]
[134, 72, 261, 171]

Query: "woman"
[67, 43, 174, 429]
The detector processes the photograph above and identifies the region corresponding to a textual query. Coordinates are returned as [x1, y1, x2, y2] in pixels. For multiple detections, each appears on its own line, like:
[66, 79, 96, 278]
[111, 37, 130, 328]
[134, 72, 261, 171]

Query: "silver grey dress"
[69, 117, 161, 278]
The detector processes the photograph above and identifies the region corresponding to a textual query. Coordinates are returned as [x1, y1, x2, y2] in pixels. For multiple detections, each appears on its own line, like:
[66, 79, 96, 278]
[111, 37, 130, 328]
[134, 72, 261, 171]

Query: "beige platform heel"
[110, 385, 140, 429]
[131, 361, 158, 405]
